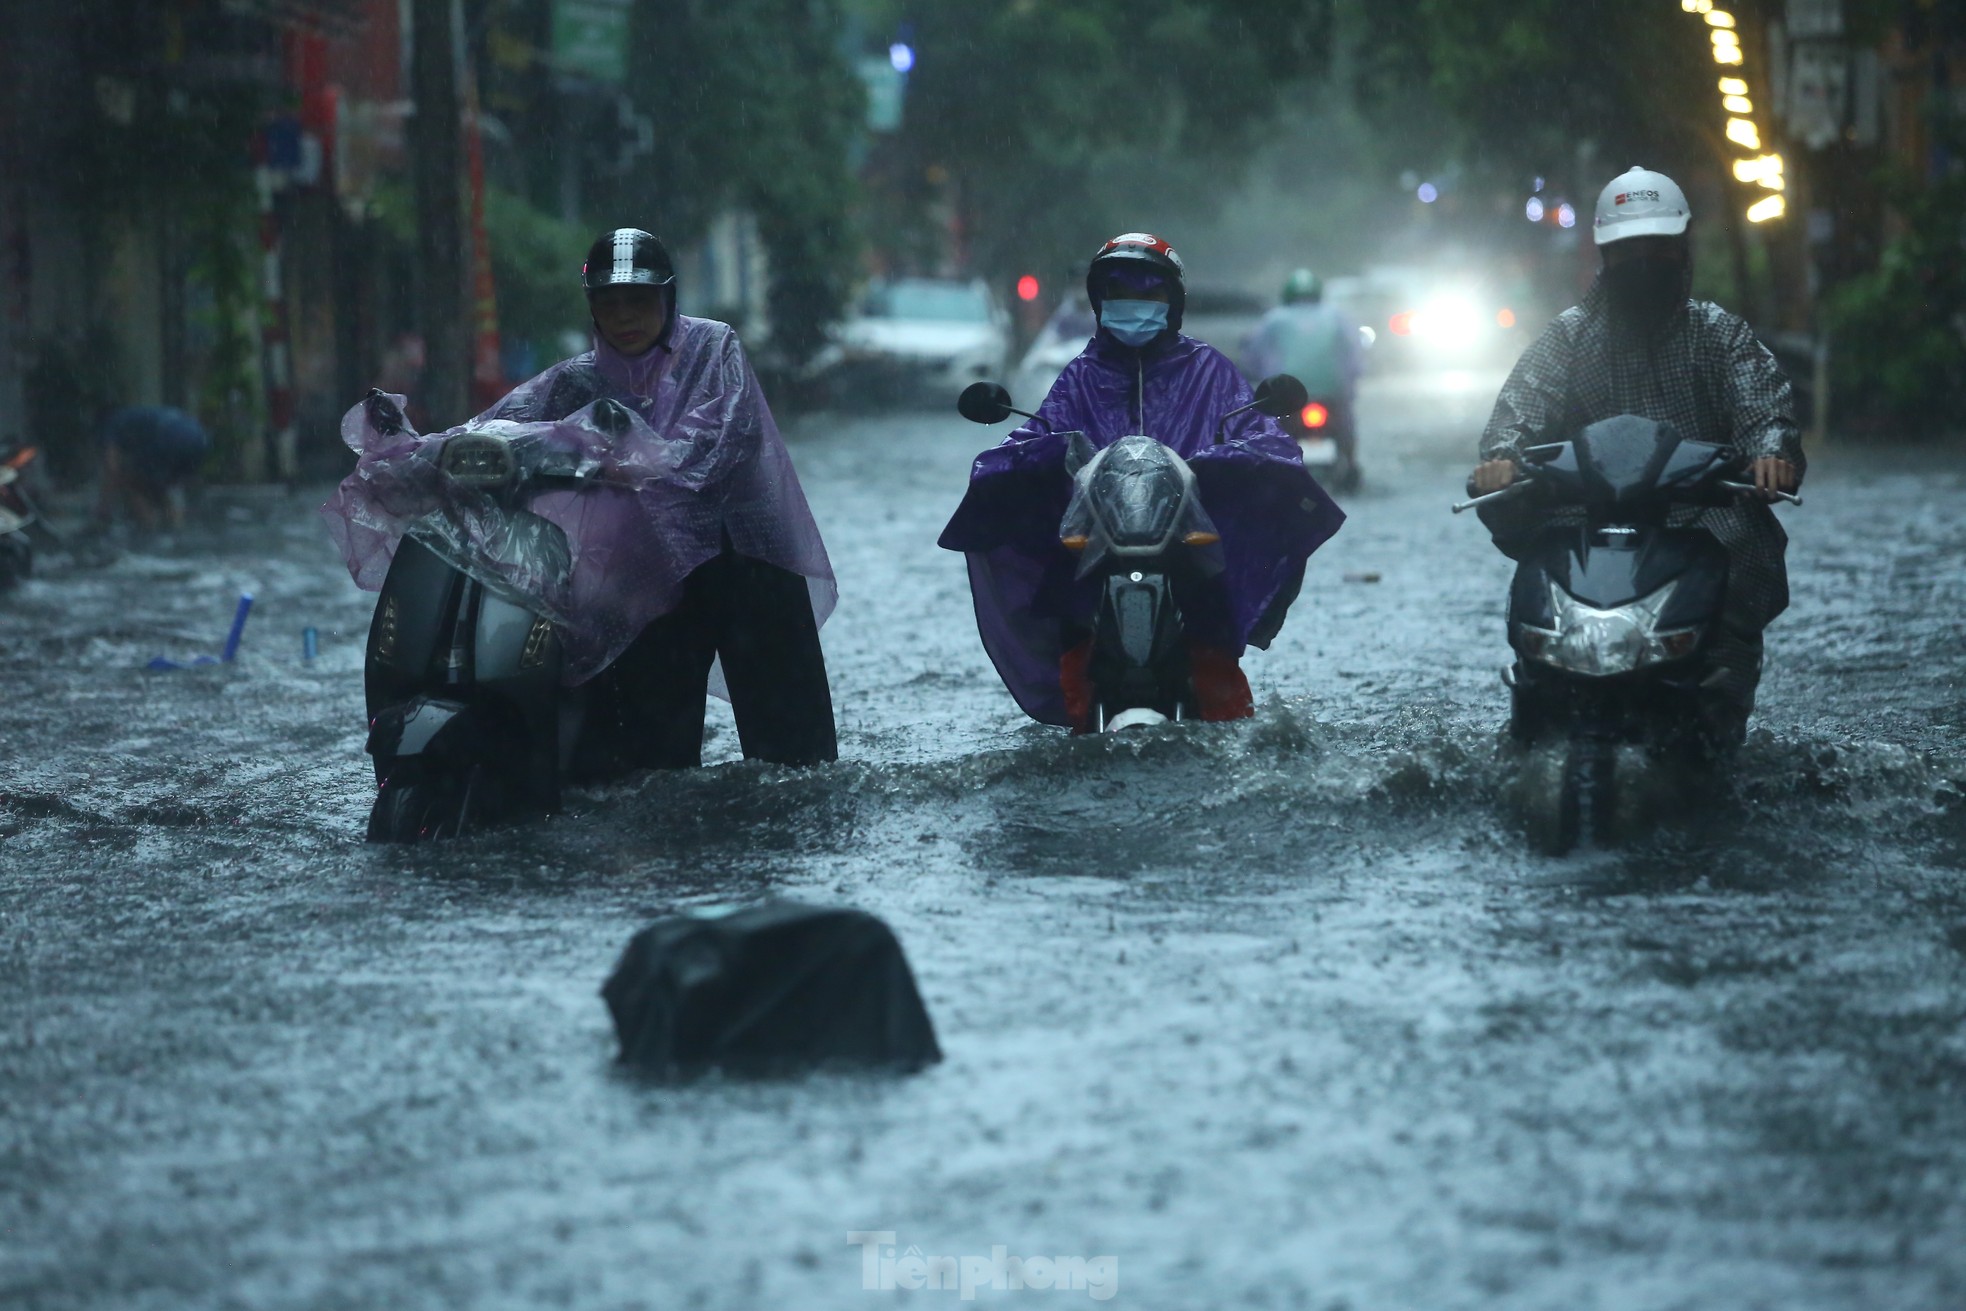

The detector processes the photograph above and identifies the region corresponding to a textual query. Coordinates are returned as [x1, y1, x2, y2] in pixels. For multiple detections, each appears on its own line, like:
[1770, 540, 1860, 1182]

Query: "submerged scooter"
[1454, 413, 1801, 854]
[957, 373, 1307, 732]
[0, 442, 51, 589]
[360, 390, 617, 843]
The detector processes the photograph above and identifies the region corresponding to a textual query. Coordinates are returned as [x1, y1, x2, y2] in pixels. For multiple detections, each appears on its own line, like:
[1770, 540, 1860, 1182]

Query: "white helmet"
[1592, 166, 1691, 246]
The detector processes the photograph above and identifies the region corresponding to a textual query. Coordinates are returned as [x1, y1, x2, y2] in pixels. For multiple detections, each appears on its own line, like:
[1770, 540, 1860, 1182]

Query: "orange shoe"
[1064, 639, 1251, 729]
[1060, 639, 1095, 734]
[1187, 643, 1254, 722]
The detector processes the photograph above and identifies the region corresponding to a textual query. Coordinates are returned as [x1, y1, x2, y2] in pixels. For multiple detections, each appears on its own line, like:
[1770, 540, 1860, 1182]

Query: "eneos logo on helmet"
[1614, 190, 1663, 206]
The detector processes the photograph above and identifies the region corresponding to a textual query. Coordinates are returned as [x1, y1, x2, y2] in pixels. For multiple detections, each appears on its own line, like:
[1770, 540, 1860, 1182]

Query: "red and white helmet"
[1086, 232, 1187, 327]
[1592, 167, 1692, 246]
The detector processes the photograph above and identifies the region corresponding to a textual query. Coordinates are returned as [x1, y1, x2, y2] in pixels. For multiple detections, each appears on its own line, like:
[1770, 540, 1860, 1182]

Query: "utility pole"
[411, 0, 470, 428]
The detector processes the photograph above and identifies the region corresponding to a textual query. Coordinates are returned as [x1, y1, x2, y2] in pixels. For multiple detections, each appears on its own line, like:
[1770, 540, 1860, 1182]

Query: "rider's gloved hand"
[1471, 459, 1518, 494]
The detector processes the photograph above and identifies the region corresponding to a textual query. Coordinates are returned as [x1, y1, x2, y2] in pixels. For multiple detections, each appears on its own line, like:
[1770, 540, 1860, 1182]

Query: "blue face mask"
[1100, 299, 1169, 347]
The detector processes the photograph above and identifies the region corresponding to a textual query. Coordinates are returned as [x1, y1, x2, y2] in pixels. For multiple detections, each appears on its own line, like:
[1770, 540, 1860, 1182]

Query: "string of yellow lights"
[1681, 0, 1788, 223]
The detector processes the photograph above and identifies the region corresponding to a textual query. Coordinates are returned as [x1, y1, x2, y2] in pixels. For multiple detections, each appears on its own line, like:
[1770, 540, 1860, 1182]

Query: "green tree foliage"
[371, 179, 591, 373]
[607, 0, 866, 366]
[1354, 0, 1719, 186]
[866, 0, 1325, 289]
[1824, 143, 1966, 428]
[480, 187, 594, 359]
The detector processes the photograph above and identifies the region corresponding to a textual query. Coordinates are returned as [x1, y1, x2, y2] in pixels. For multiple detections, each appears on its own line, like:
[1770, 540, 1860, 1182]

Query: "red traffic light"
[1300, 402, 1329, 429]
[1016, 274, 1041, 302]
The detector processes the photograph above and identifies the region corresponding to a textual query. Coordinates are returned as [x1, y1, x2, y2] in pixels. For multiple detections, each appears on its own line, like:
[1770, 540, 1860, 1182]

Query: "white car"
[1010, 293, 1098, 403]
[813, 278, 1012, 406]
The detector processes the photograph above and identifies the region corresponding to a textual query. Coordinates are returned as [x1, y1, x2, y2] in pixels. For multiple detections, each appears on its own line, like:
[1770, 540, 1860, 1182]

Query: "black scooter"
[957, 373, 1306, 731]
[1454, 413, 1801, 854]
[360, 390, 618, 843]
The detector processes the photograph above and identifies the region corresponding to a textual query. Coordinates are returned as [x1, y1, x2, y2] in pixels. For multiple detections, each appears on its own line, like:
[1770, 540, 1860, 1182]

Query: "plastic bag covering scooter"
[343, 390, 639, 840]
[325, 383, 800, 842]
[0, 443, 49, 589]
[326, 330, 836, 690]
[1453, 413, 1803, 854]
[954, 375, 1310, 731]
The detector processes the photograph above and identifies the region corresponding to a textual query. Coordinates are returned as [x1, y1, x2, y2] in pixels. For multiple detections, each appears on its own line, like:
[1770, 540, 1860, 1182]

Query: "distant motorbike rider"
[326, 227, 837, 770]
[1470, 167, 1804, 742]
[1243, 268, 1363, 482]
[940, 232, 1345, 732]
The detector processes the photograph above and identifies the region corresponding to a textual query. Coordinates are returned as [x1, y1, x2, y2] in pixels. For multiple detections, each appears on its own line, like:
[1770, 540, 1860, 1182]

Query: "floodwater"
[3, 367, 1965, 1310]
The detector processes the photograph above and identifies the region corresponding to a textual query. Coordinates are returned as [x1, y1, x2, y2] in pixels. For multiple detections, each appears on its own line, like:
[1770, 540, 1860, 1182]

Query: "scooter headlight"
[1520, 581, 1702, 677]
[441, 434, 517, 489]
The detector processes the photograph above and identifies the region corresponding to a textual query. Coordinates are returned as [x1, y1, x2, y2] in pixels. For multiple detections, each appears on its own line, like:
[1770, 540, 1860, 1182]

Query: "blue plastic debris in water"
[145, 591, 254, 671]
[302, 626, 318, 661]
[221, 593, 254, 662]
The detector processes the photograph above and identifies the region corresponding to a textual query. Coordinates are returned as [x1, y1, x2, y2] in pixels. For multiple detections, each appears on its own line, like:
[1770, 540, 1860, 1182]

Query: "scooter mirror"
[365, 387, 411, 438]
[958, 381, 1016, 425]
[1252, 374, 1310, 420]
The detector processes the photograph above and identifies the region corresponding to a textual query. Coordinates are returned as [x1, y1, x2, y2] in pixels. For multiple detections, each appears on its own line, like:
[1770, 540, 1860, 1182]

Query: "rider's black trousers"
[578, 548, 837, 772]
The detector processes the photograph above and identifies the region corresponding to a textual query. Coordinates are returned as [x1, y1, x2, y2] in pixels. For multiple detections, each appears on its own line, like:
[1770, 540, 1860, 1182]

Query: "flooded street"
[4, 373, 1965, 1310]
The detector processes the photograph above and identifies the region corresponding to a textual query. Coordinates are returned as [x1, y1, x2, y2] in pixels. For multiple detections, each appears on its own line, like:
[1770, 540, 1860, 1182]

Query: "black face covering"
[1601, 255, 1689, 333]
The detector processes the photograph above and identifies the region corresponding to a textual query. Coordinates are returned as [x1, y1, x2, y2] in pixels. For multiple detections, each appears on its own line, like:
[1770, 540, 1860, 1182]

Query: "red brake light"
[1300, 402, 1329, 429]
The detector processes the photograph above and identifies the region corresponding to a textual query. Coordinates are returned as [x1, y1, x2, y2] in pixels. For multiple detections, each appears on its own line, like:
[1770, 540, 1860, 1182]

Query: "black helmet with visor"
[1085, 232, 1187, 331]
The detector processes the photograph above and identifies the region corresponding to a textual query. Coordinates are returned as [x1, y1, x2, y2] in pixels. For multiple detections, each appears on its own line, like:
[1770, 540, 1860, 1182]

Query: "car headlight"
[1410, 295, 1485, 347]
[1518, 580, 1703, 677]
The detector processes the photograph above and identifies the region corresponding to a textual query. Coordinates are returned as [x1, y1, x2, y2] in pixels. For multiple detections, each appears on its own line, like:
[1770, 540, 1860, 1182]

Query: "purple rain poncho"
[322, 317, 836, 686]
[938, 330, 1345, 725]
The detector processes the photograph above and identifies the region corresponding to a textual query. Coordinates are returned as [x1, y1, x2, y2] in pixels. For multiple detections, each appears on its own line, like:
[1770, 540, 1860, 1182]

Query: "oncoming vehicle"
[956, 373, 1309, 731]
[1454, 413, 1802, 854]
[1011, 292, 1097, 403]
[812, 277, 1011, 406]
[1328, 266, 1524, 373]
[1177, 285, 1271, 374]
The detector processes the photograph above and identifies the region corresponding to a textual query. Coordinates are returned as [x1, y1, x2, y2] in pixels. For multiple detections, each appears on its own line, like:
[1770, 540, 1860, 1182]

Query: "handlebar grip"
[1452, 482, 1529, 514]
[1717, 480, 1803, 506]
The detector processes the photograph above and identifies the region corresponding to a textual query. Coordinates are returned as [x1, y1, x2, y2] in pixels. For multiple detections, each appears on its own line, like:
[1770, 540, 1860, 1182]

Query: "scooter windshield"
[1573, 415, 1681, 505]
[1085, 437, 1188, 549]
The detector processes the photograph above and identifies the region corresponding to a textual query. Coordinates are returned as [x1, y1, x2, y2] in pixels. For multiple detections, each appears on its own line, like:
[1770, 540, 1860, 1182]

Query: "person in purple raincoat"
[939, 232, 1345, 731]
[325, 228, 836, 770]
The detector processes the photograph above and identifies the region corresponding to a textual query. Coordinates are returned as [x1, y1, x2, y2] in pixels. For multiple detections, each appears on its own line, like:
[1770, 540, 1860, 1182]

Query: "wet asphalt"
[2, 367, 1965, 1310]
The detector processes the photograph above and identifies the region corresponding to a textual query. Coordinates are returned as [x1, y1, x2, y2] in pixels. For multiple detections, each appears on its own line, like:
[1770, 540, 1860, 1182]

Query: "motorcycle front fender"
[368, 696, 496, 767]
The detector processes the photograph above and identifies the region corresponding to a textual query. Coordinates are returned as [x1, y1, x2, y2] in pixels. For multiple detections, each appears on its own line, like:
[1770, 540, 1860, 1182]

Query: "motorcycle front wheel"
[366, 761, 485, 844]
[1516, 739, 1582, 856]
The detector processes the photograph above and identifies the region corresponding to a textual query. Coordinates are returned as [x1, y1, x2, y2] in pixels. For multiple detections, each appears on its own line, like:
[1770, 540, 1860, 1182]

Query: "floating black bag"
[602, 902, 941, 1077]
